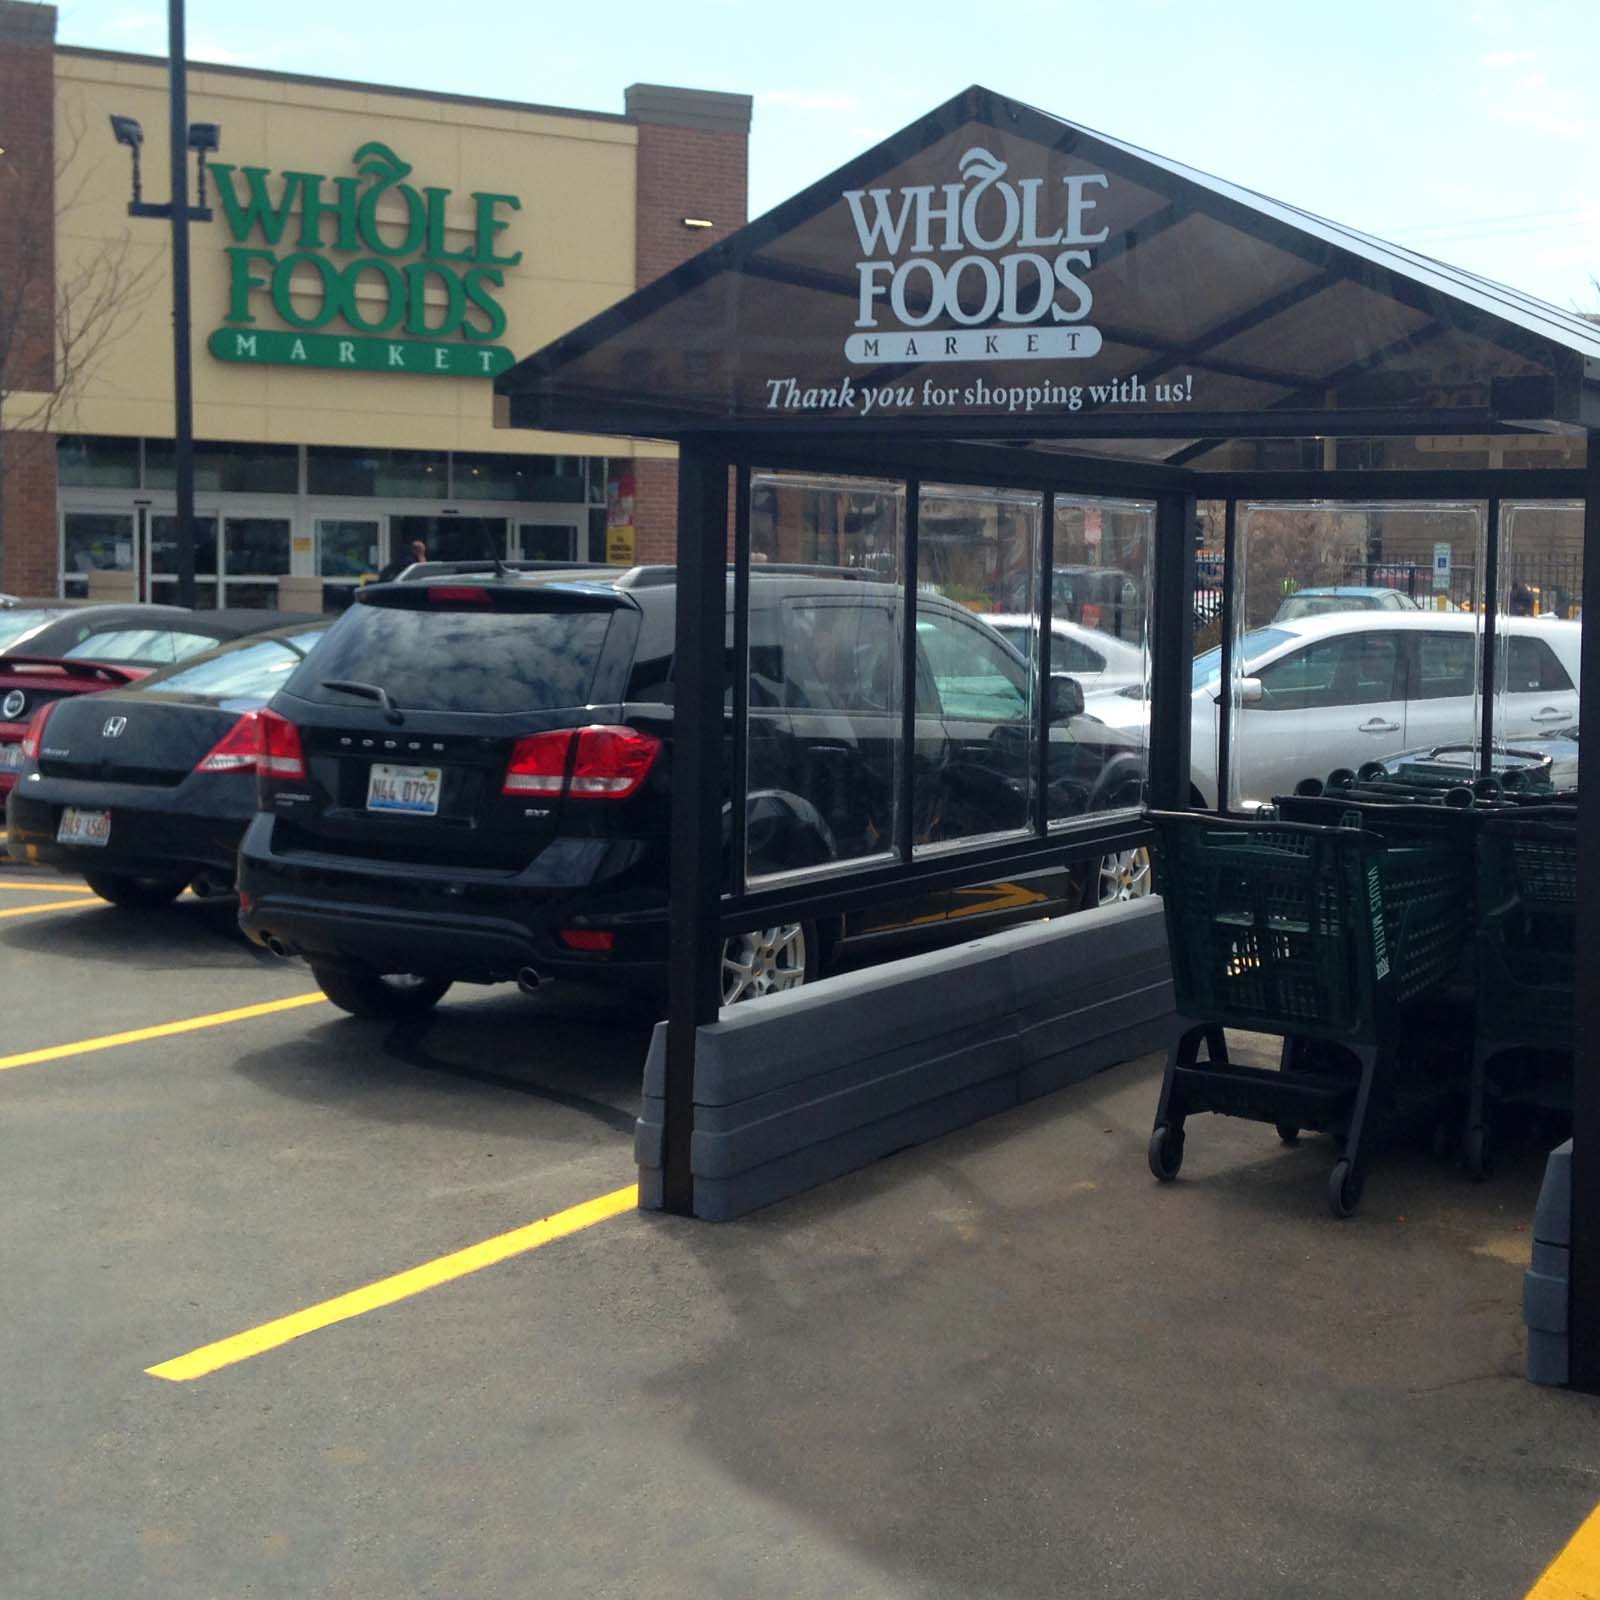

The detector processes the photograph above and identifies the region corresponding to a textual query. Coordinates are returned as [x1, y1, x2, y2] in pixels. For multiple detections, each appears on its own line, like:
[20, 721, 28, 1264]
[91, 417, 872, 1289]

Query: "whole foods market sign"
[205, 142, 518, 378]
[844, 147, 1105, 366]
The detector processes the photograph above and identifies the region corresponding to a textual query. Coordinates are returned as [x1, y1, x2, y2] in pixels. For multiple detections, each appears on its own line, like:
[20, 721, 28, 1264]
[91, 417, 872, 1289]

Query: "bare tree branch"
[0, 93, 163, 568]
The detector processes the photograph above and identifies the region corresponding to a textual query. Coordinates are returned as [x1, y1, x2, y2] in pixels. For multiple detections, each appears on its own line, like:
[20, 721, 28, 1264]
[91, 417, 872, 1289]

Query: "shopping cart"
[1147, 809, 1472, 1217]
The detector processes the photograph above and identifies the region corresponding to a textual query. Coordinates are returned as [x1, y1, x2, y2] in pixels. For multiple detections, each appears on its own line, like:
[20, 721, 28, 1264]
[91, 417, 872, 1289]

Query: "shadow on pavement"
[0, 892, 274, 970]
[226, 981, 653, 1143]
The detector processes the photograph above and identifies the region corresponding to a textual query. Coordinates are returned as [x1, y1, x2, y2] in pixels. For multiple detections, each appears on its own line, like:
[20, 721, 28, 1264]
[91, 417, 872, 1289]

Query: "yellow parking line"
[0, 992, 326, 1073]
[0, 897, 98, 918]
[147, 1183, 639, 1381]
[1526, 1501, 1600, 1599]
[0, 879, 97, 893]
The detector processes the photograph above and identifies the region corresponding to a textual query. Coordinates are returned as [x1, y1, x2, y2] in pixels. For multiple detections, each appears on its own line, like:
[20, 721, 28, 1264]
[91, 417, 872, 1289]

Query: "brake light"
[20, 701, 56, 760]
[427, 585, 492, 605]
[257, 709, 307, 780]
[195, 711, 260, 773]
[502, 725, 661, 800]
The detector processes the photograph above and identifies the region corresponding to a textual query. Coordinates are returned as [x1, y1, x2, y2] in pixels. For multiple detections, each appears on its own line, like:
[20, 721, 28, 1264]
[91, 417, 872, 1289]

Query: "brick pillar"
[0, 1, 59, 595]
[625, 84, 751, 564]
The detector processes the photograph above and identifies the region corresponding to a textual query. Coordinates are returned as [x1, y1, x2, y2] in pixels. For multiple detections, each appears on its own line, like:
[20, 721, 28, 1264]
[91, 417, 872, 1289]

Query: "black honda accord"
[6, 620, 329, 906]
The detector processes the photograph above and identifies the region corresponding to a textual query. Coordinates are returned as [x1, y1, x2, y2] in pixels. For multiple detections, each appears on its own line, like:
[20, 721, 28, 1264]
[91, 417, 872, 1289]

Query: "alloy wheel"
[721, 923, 809, 1004]
[1096, 846, 1153, 905]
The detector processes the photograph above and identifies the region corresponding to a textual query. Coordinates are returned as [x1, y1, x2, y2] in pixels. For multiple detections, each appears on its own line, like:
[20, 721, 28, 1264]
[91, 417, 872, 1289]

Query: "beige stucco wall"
[52, 51, 670, 460]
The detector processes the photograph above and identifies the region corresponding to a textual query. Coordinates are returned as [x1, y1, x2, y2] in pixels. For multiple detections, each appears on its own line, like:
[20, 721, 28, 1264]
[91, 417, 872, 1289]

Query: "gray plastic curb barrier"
[636, 897, 1174, 1220]
[1526, 1138, 1573, 1387]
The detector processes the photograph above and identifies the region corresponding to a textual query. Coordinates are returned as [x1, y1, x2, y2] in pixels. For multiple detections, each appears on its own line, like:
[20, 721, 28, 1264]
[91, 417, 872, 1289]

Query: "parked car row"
[9, 580, 1579, 1020]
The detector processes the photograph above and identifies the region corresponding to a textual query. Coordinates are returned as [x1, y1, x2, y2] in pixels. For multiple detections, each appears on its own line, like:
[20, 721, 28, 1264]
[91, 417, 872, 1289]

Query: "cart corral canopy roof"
[496, 86, 1600, 459]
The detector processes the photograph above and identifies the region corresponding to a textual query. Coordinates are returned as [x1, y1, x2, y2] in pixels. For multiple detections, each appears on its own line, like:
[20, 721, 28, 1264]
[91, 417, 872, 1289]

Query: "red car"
[0, 658, 147, 798]
[0, 603, 319, 798]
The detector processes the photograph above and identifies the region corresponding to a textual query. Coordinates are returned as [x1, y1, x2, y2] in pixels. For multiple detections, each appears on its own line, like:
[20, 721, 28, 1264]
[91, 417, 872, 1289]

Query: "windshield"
[0, 608, 68, 651]
[1190, 628, 1295, 689]
[133, 629, 328, 699]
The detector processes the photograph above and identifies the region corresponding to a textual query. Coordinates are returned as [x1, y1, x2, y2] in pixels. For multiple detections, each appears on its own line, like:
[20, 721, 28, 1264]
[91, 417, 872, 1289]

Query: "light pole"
[108, 0, 217, 611]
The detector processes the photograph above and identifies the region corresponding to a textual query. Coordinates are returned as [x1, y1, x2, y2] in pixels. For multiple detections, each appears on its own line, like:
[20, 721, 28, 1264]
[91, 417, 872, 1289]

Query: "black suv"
[238, 566, 1145, 1017]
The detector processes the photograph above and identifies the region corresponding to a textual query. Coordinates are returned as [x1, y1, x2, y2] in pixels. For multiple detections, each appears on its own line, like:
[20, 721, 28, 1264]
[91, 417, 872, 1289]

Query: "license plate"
[57, 807, 111, 848]
[0, 743, 21, 771]
[366, 762, 441, 816]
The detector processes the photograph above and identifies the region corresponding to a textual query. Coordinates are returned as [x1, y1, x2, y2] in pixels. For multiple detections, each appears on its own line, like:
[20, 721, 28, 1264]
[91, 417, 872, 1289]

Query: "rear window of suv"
[285, 603, 613, 714]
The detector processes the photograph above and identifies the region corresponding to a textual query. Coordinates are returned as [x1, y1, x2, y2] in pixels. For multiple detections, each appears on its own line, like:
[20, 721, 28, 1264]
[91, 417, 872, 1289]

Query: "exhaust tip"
[516, 966, 542, 995]
[263, 935, 291, 959]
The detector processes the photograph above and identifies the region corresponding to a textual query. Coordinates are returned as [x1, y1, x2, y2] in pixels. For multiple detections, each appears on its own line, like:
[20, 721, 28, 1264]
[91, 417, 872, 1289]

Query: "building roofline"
[52, 43, 634, 126]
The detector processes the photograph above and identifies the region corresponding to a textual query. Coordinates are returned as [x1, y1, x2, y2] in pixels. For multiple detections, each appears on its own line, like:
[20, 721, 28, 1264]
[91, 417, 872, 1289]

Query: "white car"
[1085, 611, 1581, 809]
[986, 613, 1147, 698]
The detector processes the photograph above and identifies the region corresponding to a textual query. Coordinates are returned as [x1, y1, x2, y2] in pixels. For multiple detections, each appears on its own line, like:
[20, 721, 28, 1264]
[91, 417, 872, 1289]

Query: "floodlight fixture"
[109, 114, 144, 149]
[186, 122, 219, 153]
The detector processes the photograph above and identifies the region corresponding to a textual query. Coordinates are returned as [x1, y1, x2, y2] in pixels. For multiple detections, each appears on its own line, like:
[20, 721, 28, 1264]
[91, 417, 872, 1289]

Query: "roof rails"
[394, 560, 613, 581]
[612, 562, 888, 589]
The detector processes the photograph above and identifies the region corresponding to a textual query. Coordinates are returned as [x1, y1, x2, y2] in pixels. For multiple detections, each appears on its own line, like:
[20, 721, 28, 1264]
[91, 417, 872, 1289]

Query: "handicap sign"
[1432, 541, 1452, 591]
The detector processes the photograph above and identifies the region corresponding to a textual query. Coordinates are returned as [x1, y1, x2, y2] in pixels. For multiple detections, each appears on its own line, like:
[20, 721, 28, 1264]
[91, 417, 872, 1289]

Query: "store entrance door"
[390, 515, 507, 570]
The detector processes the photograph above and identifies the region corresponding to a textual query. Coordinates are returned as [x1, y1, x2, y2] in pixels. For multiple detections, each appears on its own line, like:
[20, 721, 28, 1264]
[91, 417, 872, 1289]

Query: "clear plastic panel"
[914, 484, 1040, 852]
[745, 474, 905, 885]
[1495, 502, 1582, 774]
[1227, 502, 1484, 808]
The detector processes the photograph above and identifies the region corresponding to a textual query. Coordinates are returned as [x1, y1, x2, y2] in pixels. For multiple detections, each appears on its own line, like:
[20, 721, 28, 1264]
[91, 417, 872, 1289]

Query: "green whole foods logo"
[205, 142, 518, 377]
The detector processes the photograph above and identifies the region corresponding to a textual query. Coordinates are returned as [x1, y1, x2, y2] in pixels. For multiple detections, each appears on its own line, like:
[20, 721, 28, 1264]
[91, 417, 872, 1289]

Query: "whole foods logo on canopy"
[842, 147, 1107, 365]
[205, 142, 519, 378]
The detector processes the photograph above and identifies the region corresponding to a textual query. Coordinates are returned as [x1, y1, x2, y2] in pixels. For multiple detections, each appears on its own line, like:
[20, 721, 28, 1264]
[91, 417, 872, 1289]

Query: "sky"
[50, 0, 1600, 313]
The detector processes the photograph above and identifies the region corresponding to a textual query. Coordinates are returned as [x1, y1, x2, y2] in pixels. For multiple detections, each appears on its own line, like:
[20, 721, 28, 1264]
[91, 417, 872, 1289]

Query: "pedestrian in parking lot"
[379, 540, 428, 582]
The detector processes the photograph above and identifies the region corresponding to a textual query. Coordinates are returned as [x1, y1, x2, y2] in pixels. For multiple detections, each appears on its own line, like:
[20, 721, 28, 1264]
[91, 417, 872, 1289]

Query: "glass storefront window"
[146, 440, 298, 494]
[318, 520, 380, 579]
[451, 452, 588, 503]
[61, 511, 135, 596]
[57, 436, 140, 490]
[390, 515, 506, 566]
[307, 446, 446, 498]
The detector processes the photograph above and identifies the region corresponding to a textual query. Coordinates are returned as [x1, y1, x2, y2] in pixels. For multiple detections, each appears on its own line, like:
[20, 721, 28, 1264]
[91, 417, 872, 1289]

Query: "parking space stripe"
[1525, 1501, 1600, 1599]
[0, 993, 326, 1073]
[0, 897, 100, 918]
[0, 879, 97, 893]
[146, 1183, 639, 1381]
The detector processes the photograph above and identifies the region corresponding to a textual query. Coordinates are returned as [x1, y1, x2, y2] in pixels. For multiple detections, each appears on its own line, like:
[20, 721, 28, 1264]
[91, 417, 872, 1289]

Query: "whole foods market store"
[2, 12, 753, 598]
[496, 87, 1600, 1391]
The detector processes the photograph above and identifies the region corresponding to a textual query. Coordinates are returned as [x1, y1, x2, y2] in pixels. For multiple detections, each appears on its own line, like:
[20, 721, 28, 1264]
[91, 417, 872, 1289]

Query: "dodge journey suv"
[238, 565, 1147, 1017]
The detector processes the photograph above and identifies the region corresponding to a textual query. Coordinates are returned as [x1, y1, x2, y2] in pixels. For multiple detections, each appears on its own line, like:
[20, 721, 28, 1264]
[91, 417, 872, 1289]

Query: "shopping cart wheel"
[1327, 1159, 1363, 1219]
[1148, 1123, 1184, 1182]
[1275, 1122, 1301, 1145]
[1463, 1125, 1493, 1181]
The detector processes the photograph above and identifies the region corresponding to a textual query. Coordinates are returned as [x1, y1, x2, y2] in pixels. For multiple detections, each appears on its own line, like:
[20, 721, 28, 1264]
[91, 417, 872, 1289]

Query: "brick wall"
[1, 434, 57, 594]
[0, 1, 59, 594]
[624, 85, 751, 562]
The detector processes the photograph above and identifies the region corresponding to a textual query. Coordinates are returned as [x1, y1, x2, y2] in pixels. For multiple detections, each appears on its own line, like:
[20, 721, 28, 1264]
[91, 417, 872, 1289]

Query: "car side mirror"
[1238, 676, 1263, 705]
[1047, 671, 1084, 722]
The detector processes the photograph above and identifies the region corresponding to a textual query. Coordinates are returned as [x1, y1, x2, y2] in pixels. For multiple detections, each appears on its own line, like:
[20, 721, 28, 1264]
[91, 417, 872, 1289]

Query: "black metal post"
[897, 478, 920, 863]
[1478, 496, 1501, 777]
[662, 447, 728, 1216]
[1147, 491, 1197, 810]
[1034, 489, 1056, 836]
[729, 462, 752, 896]
[1568, 441, 1600, 1392]
[1215, 499, 1237, 814]
[168, 0, 197, 610]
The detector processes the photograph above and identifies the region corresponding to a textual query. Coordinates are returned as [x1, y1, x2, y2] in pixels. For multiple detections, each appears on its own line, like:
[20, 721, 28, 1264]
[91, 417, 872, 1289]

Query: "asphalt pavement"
[2, 866, 1596, 1599]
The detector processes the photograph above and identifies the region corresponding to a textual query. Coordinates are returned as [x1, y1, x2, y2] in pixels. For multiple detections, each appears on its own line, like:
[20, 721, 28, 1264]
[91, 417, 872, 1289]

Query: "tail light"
[20, 701, 56, 761]
[503, 725, 661, 800]
[195, 711, 260, 773]
[257, 709, 307, 780]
